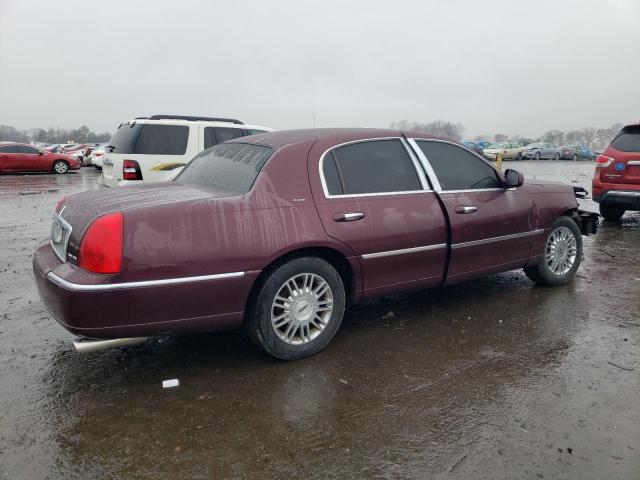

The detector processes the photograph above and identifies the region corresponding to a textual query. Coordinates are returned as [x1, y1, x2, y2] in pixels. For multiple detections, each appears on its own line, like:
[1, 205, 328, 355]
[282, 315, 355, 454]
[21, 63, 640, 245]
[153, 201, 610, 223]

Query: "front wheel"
[246, 257, 346, 360]
[53, 160, 69, 174]
[553, 152, 560, 160]
[599, 202, 625, 221]
[572, 154, 579, 162]
[535, 152, 541, 160]
[524, 217, 582, 286]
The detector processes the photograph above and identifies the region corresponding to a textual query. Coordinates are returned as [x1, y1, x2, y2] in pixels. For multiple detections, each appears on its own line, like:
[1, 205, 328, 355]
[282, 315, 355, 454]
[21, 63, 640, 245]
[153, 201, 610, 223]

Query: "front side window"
[16, 146, 38, 154]
[416, 141, 501, 191]
[175, 143, 272, 195]
[322, 139, 422, 196]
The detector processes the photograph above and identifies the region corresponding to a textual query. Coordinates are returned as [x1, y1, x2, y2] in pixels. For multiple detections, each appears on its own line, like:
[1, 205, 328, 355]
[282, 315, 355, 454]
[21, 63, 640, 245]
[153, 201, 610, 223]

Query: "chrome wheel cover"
[271, 273, 333, 345]
[545, 226, 577, 275]
[54, 162, 67, 173]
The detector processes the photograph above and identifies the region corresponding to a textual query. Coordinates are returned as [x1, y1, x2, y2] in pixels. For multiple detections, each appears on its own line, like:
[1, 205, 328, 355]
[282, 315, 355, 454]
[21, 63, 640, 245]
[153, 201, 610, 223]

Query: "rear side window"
[0, 145, 20, 153]
[324, 139, 422, 195]
[175, 143, 272, 195]
[610, 126, 640, 152]
[134, 125, 188, 155]
[203, 127, 246, 149]
[417, 141, 500, 190]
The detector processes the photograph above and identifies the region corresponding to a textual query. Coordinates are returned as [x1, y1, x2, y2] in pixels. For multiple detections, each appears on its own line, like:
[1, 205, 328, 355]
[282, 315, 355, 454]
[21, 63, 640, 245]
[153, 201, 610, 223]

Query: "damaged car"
[33, 129, 599, 360]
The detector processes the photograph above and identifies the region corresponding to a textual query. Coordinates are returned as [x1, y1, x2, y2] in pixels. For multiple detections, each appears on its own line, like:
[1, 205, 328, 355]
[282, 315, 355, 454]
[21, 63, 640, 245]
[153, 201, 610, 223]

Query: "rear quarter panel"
[120, 140, 357, 284]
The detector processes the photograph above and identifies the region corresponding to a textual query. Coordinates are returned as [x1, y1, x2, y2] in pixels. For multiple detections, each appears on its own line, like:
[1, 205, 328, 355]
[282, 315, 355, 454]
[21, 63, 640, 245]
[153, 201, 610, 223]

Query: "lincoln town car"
[33, 129, 598, 359]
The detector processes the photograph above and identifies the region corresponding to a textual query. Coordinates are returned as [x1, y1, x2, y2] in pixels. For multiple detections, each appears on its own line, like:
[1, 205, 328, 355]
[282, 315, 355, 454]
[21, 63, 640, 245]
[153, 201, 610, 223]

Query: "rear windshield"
[175, 143, 273, 195]
[610, 126, 640, 152]
[108, 123, 189, 155]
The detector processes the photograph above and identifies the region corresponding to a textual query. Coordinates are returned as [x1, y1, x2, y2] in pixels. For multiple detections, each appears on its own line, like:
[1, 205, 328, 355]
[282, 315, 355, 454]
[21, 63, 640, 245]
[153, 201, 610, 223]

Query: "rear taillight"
[123, 159, 143, 180]
[95, 152, 103, 156]
[78, 212, 123, 274]
[595, 155, 614, 168]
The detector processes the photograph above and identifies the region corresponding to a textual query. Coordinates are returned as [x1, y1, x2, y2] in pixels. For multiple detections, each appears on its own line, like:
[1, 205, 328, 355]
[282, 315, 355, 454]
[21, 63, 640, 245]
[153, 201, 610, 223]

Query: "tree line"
[0, 124, 111, 144]
[390, 119, 624, 151]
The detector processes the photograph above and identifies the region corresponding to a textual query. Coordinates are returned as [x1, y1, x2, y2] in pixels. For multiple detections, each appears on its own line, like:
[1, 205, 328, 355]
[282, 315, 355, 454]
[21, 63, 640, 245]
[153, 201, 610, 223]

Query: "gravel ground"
[0, 163, 638, 479]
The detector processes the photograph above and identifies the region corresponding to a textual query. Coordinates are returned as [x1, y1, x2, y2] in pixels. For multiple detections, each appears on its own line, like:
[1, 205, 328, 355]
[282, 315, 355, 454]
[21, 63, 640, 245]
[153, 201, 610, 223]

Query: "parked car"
[476, 141, 492, 149]
[85, 143, 108, 168]
[561, 145, 596, 161]
[0, 143, 81, 174]
[592, 123, 640, 221]
[34, 129, 598, 359]
[45, 144, 62, 153]
[483, 142, 525, 160]
[100, 115, 272, 187]
[523, 142, 563, 160]
[462, 141, 484, 155]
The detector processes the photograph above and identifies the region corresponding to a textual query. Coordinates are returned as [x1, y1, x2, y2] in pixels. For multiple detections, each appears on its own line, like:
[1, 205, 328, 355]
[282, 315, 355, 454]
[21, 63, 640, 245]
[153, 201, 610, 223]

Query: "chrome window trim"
[438, 188, 505, 194]
[407, 138, 505, 193]
[318, 137, 432, 199]
[361, 243, 446, 259]
[627, 160, 640, 166]
[47, 270, 245, 292]
[451, 229, 544, 249]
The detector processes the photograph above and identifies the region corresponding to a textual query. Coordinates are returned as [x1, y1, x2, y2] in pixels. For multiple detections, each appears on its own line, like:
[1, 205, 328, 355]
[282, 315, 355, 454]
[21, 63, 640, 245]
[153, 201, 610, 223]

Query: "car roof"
[234, 128, 444, 150]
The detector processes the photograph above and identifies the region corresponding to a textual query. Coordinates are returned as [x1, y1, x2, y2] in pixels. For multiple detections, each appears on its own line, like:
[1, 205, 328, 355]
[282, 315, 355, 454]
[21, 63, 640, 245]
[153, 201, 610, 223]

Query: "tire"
[599, 202, 625, 221]
[535, 152, 541, 160]
[524, 216, 583, 286]
[572, 154, 579, 162]
[53, 160, 69, 174]
[246, 257, 346, 360]
[516, 152, 522, 160]
[553, 152, 560, 160]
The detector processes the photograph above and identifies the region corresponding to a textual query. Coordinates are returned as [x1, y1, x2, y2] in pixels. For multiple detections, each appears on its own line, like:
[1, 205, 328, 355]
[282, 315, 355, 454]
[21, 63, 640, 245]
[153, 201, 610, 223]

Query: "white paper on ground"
[162, 379, 180, 388]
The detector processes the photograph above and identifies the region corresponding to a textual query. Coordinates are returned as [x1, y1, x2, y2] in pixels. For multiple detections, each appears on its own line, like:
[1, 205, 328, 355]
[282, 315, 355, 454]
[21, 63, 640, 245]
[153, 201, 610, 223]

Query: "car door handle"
[333, 212, 365, 222]
[454, 206, 477, 214]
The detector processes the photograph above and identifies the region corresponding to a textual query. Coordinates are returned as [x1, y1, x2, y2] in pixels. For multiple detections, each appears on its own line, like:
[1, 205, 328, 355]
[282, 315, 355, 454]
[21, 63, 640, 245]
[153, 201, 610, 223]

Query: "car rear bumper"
[33, 242, 259, 339]
[595, 190, 640, 209]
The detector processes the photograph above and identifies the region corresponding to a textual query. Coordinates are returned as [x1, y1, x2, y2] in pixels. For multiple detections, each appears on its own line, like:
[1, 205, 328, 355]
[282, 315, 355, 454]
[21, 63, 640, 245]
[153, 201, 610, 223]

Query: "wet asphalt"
[0, 162, 638, 479]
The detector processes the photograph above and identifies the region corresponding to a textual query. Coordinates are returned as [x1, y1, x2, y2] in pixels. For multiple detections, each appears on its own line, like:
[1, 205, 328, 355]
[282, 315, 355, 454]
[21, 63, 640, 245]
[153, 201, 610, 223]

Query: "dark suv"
[592, 124, 640, 221]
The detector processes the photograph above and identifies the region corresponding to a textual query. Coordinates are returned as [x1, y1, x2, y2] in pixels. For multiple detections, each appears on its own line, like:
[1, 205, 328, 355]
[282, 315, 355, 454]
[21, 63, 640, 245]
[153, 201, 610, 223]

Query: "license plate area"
[50, 208, 73, 262]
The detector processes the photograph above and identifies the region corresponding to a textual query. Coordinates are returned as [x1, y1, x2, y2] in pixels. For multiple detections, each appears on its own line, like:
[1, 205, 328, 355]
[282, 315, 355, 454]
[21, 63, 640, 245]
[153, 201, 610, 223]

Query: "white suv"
[100, 115, 272, 187]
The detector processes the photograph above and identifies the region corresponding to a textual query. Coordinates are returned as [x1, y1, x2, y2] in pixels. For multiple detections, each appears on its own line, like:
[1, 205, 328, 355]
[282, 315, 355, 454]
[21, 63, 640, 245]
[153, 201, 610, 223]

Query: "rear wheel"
[553, 152, 560, 160]
[246, 257, 346, 360]
[53, 160, 69, 174]
[535, 151, 541, 160]
[572, 154, 579, 162]
[524, 217, 582, 286]
[599, 202, 625, 221]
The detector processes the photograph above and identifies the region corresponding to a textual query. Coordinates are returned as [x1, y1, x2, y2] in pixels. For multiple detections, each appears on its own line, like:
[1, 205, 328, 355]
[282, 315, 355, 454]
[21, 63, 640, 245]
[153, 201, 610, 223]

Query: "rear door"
[409, 139, 537, 284]
[309, 137, 448, 298]
[604, 125, 640, 184]
[0, 145, 19, 171]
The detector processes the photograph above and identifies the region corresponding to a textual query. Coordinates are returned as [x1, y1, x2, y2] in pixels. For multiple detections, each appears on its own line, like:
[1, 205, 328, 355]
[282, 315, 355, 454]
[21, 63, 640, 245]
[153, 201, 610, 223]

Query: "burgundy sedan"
[0, 143, 81, 174]
[33, 129, 598, 359]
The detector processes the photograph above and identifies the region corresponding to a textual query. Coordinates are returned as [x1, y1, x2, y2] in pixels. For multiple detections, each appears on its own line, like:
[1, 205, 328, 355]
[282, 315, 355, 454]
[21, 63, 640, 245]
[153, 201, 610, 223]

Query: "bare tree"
[493, 133, 508, 143]
[390, 119, 465, 141]
[541, 130, 565, 146]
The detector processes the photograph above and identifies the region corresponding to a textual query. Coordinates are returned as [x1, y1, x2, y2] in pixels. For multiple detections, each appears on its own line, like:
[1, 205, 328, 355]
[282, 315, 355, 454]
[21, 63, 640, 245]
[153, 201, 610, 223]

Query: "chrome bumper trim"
[47, 270, 245, 292]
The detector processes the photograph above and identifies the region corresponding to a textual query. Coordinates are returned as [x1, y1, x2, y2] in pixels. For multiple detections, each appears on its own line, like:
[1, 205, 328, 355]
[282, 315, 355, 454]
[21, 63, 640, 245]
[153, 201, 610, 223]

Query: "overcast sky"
[1, 0, 638, 138]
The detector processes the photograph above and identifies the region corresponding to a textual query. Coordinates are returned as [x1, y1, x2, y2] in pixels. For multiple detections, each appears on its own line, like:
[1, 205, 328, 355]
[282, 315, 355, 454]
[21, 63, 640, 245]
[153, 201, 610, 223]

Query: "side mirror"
[504, 168, 524, 188]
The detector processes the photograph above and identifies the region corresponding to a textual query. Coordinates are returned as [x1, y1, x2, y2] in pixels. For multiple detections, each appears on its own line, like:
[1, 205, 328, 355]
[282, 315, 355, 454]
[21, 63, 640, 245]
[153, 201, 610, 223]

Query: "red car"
[592, 123, 640, 220]
[0, 143, 81, 174]
[33, 129, 598, 359]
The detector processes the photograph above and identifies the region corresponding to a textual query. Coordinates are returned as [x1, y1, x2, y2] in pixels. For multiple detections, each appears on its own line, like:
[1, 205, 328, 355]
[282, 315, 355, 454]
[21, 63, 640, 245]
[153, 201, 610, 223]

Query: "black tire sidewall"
[250, 257, 346, 360]
[537, 217, 583, 285]
[599, 202, 625, 221]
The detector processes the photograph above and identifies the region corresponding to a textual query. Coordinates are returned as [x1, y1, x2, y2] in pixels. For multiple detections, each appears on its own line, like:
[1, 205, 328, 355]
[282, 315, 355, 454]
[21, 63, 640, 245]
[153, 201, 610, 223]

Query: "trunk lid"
[54, 183, 230, 265]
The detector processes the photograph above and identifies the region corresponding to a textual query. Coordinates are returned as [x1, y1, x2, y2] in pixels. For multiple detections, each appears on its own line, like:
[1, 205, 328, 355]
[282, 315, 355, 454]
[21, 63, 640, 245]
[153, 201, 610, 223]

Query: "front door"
[308, 137, 449, 298]
[410, 139, 538, 284]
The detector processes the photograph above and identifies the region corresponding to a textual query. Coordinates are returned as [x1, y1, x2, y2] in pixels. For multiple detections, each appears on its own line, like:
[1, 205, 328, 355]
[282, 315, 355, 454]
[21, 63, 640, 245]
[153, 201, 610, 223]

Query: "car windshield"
[175, 143, 273, 195]
[488, 143, 505, 148]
